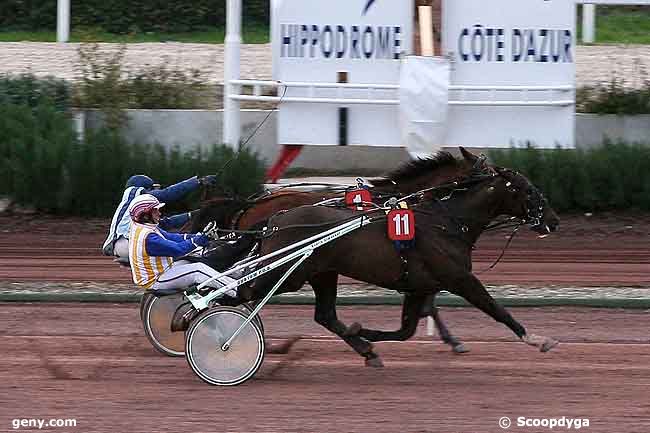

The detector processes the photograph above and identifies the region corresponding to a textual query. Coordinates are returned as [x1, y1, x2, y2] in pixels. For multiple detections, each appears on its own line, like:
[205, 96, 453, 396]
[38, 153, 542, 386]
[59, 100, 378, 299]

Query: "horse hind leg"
[430, 307, 469, 353]
[348, 292, 466, 354]
[347, 292, 425, 343]
[423, 294, 469, 354]
[311, 273, 384, 367]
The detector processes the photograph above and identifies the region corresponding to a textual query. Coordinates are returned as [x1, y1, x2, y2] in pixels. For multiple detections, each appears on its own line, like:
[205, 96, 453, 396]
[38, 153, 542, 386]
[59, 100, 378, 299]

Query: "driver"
[127, 194, 237, 295]
[102, 174, 217, 260]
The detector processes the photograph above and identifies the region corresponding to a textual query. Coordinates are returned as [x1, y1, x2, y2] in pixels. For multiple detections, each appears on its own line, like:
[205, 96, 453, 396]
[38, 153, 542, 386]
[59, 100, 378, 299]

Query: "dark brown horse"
[229, 150, 560, 367]
[191, 148, 494, 353]
[192, 149, 483, 231]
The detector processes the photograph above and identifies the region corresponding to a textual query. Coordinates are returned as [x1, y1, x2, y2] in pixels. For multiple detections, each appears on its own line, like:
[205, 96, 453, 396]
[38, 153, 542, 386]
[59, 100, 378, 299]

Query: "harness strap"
[476, 223, 522, 274]
[394, 252, 410, 289]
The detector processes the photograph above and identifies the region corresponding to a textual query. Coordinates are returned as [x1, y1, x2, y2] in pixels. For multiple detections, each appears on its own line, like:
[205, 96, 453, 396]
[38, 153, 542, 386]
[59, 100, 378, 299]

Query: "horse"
[192, 148, 484, 232]
[227, 150, 560, 367]
[190, 148, 496, 353]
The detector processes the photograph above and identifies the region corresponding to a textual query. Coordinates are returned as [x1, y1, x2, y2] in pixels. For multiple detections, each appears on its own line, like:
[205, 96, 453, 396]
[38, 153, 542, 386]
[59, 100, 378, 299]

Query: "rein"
[211, 206, 388, 240]
[214, 172, 501, 236]
[476, 222, 522, 274]
[238, 173, 498, 239]
[247, 183, 350, 201]
[208, 167, 539, 274]
[397, 171, 528, 273]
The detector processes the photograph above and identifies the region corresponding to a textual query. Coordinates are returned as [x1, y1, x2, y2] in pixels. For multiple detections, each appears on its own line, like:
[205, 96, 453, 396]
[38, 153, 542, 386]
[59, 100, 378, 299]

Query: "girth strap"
[394, 252, 410, 289]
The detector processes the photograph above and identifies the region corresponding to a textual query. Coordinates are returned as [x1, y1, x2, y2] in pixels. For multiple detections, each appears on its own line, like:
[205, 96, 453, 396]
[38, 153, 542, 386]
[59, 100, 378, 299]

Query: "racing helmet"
[128, 194, 165, 222]
[125, 174, 154, 189]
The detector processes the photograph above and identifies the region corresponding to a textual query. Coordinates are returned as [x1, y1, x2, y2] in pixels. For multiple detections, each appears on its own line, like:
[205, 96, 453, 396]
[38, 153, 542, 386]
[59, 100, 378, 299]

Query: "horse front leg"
[445, 272, 558, 352]
[421, 293, 470, 353]
[311, 272, 384, 367]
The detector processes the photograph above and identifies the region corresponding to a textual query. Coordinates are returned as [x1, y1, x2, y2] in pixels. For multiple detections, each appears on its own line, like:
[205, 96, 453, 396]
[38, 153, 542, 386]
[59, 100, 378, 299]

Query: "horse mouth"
[533, 222, 558, 237]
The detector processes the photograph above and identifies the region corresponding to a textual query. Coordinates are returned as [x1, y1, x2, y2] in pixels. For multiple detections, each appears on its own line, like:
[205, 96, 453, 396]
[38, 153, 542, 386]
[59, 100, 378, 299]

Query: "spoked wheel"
[238, 301, 264, 335]
[185, 306, 265, 386]
[142, 292, 186, 357]
[139, 292, 153, 321]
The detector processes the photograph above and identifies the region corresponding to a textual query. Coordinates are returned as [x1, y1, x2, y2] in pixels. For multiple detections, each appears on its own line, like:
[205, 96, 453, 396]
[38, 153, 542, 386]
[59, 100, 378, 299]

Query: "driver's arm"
[149, 176, 201, 203]
[159, 211, 192, 230]
[157, 228, 201, 243]
[145, 232, 201, 258]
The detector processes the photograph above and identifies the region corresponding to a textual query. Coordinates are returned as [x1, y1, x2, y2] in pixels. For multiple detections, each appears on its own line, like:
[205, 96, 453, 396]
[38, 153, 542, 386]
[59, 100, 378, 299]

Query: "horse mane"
[371, 151, 460, 188]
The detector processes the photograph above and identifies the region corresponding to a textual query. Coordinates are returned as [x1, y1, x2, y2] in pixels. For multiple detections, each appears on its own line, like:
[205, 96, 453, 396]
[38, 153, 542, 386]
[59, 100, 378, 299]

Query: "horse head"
[490, 167, 560, 235]
[413, 148, 558, 238]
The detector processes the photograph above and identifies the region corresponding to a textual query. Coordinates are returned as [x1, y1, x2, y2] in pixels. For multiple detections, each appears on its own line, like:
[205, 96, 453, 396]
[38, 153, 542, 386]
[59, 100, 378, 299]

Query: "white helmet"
[128, 194, 165, 222]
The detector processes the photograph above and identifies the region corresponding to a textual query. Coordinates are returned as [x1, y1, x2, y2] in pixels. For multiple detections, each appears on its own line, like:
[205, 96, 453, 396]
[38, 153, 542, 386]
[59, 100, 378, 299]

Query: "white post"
[420, 0, 433, 339]
[57, 0, 70, 43]
[418, 6, 434, 56]
[223, 0, 242, 149]
[582, 3, 596, 44]
[73, 111, 85, 142]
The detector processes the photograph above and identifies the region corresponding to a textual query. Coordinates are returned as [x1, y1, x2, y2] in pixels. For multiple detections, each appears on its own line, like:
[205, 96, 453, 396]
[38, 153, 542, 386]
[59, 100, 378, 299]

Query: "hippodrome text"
[280, 24, 403, 60]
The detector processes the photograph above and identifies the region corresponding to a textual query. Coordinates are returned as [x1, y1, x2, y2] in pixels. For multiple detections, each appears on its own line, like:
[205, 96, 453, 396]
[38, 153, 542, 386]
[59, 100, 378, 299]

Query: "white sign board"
[272, 0, 413, 146]
[442, 0, 576, 148]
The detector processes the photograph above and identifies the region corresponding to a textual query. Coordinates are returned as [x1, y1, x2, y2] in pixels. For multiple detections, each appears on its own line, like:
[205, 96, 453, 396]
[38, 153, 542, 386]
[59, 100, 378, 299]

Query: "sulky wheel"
[139, 291, 154, 321]
[238, 301, 264, 335]
[185, 306, 265, 386]
[142, 292, 186, 357]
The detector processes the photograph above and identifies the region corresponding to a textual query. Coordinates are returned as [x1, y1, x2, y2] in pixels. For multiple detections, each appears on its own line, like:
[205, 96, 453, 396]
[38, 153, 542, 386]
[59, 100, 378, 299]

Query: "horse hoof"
[365, 357, 384, 368]
[452, 343, 470, 354]
[266, 336, 301, 354]
[344, 322, 362, 337]
[540, 338, 559, 352]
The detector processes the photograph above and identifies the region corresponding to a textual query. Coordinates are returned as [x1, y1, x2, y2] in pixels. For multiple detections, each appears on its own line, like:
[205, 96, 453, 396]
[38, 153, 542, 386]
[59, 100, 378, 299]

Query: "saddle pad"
[387, 209, 415, 241]
[345, 188, 372, 210]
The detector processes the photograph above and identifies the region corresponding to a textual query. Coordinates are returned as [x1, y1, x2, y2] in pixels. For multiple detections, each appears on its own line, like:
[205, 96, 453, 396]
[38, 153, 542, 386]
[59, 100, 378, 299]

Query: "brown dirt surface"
[1, 303, 649, 432]
[1, 212, 649, 286]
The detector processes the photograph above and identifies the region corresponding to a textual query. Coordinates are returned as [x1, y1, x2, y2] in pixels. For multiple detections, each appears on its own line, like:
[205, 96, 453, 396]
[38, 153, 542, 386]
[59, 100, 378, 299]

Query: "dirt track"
[1, 214, 649, 431]
[0, 303, 649, 433]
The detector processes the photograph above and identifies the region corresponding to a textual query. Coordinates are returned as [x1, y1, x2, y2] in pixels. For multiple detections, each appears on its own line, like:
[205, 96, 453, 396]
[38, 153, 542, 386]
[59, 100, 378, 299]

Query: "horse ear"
[459, 146, 478, 162]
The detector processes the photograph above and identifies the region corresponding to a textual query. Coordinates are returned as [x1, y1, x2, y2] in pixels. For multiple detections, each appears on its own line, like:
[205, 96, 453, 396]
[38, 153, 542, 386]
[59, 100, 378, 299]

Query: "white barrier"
[228, 80, 574, 107]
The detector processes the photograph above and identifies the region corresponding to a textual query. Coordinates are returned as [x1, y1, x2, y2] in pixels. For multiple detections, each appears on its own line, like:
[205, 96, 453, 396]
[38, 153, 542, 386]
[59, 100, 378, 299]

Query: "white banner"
[399, 56, 450, 159]
[442, 0, 576, 148]
[272, 0, 413, 146]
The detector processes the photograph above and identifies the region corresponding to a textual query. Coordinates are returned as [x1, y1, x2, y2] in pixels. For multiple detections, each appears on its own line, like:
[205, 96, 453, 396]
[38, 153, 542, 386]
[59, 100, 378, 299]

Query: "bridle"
[412, 163, 550, 273]
[494, 167, 548, 232]
[204, 159, 552, 275]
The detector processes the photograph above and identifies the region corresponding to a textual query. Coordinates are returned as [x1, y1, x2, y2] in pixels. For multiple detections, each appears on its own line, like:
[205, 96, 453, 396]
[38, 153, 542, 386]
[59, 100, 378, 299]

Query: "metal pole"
[223, 0, 242, 149]
[582, 4, 596, 44]
[57, 0, 70, 43]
